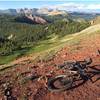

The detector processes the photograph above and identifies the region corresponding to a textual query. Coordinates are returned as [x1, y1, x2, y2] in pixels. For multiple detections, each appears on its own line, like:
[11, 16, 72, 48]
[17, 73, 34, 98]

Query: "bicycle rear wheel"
[47, 75, 73, 92]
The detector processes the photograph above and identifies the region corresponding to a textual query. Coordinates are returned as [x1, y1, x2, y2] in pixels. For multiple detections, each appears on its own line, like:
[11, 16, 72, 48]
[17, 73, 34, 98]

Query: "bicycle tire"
[47, 75, 73, 92]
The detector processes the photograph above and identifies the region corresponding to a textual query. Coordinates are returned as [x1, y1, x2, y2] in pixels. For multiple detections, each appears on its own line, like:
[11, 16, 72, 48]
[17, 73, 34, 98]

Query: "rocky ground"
[0, 33, 100, 100]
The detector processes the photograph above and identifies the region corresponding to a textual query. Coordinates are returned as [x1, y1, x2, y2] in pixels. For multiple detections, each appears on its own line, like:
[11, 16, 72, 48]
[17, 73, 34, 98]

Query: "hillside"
[15, 15, 48, 24]
[0, 14, 90, 64]
[1, 24, 100, 66]
[0, 24, 100, 99]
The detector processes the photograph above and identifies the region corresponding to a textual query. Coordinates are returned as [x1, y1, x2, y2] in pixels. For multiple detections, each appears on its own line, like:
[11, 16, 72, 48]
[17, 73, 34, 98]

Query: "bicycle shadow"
[68, 64, 100, 90]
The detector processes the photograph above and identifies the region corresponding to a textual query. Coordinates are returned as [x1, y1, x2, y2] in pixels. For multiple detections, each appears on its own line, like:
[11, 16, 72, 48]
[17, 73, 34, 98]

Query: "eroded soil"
[0, 35, 100, 100]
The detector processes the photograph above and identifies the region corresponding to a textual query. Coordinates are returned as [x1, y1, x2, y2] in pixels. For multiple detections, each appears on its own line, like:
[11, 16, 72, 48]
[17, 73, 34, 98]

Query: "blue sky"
[0, 0, 100, 12]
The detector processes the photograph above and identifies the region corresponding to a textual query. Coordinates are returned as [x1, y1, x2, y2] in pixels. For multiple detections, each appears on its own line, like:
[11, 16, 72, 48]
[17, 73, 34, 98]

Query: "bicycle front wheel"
[47, 75, 73, 92]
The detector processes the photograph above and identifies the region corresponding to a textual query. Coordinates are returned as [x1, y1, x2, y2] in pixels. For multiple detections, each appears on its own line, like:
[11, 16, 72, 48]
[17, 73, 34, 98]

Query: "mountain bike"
[47, 58, 93, 92]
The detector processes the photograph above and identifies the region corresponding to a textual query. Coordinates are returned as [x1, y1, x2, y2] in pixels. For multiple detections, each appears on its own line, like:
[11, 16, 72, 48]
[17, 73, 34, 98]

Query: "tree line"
[0, 15, 90, 56]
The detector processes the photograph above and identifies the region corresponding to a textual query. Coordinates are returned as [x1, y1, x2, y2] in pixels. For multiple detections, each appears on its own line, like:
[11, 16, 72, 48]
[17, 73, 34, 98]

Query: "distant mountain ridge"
[90, 16, 100, 25]
[0, 8, 67, 16]
[0, 8, 100, 21]
[69, 12, 100, 20]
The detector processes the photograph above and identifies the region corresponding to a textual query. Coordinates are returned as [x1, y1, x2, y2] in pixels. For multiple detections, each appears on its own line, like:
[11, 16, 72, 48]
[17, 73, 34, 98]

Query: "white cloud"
[87, 4, 100, 9]
[43, 3, 100, 11]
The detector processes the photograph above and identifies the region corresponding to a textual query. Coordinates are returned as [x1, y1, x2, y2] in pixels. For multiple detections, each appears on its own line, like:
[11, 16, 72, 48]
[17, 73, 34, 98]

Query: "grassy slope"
[0, 24, 100, 65]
